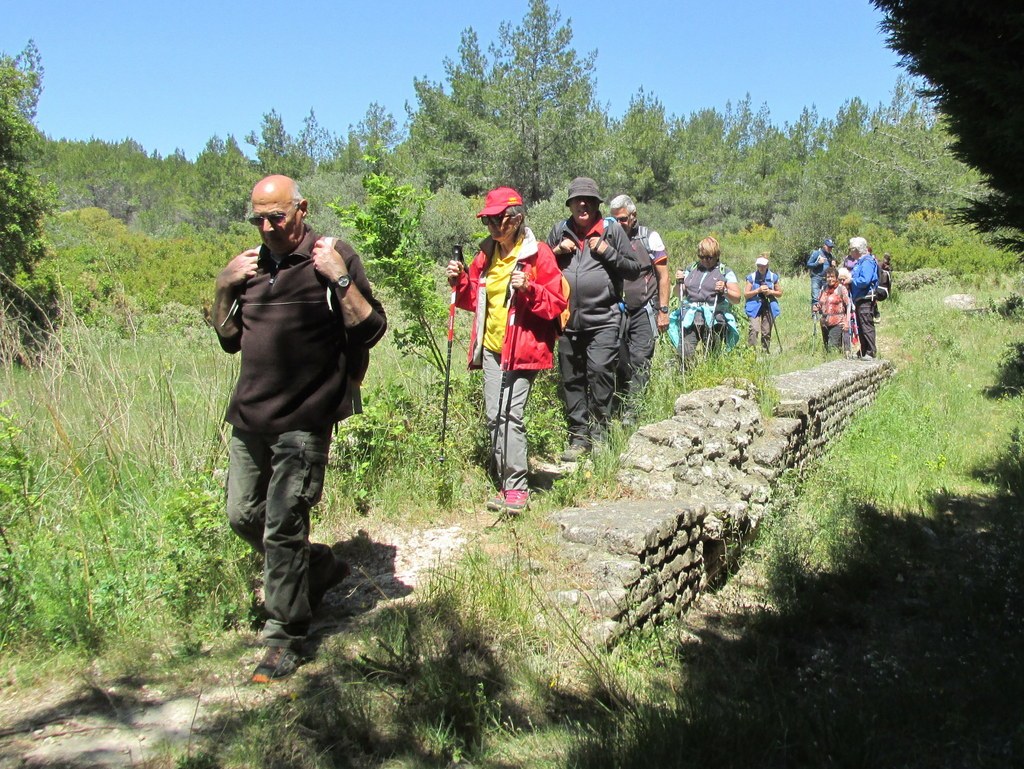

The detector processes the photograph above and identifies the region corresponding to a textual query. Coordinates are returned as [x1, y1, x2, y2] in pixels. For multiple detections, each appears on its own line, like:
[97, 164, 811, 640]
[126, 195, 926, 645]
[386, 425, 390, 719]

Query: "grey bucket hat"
[565, 177, 602, 205]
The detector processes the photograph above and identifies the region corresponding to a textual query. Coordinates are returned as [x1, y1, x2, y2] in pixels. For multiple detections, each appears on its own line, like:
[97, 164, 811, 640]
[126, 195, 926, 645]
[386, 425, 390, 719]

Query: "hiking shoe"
[560, 445, 588, 462]
[486, 490, 506, 512]
[503, 489, 529, 515]
[251, 646, 303, 683]
[309, 557, 351, 612]
[861, 354, 875, 361]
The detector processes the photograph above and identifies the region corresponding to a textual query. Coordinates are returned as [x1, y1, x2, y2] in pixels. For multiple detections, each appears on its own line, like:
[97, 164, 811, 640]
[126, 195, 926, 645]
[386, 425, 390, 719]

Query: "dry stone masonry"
[549, 358, 895, 646]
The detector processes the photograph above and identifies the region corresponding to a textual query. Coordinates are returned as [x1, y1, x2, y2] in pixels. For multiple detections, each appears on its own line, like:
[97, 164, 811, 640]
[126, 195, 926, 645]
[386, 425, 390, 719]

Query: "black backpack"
[875, 266, 892, 301]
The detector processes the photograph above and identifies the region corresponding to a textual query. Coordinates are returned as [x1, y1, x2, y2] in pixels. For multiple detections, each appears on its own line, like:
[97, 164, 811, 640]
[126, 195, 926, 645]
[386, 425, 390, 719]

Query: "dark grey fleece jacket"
[546, 216, 640, 332]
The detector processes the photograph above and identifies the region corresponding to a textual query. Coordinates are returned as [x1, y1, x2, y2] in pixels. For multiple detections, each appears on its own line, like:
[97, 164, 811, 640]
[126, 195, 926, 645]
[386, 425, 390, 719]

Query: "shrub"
[154, 473, 252, 631]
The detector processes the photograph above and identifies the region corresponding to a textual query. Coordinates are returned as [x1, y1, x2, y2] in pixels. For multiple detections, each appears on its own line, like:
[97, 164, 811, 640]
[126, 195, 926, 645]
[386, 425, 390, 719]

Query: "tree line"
[1, 0, 1009, 289]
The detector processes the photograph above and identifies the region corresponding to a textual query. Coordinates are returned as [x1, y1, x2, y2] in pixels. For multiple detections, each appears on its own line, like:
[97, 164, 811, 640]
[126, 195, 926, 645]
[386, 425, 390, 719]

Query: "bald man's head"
[252, 175, 299, 204]
[249, 175, 308, 256]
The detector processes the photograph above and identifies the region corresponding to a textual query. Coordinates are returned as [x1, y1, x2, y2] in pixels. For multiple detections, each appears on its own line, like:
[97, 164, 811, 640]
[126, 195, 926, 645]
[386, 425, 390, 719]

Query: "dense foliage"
[0, 42, 54, 278]
[874, 0, 1024, 253]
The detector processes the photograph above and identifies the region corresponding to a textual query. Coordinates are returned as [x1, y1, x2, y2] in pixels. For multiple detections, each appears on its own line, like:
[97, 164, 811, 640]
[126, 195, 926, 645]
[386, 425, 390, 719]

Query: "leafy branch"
[332, 165, 447, 376]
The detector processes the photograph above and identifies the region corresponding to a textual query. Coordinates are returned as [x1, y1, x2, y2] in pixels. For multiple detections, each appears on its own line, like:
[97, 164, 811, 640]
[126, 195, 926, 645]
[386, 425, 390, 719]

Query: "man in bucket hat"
[547, 177, 640, 461]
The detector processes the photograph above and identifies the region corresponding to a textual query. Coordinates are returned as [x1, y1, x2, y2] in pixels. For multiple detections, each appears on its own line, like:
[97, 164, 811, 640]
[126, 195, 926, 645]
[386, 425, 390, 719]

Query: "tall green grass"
[0, 307, 252, 652]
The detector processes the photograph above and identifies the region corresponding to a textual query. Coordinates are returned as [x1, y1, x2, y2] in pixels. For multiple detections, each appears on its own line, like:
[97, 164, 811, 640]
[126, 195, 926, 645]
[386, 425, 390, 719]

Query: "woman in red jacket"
[446, 187, 567, 515]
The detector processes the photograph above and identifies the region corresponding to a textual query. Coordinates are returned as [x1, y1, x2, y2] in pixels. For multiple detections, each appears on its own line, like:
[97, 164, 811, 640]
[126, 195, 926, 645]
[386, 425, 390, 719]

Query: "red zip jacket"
[453, 227, 567, 371]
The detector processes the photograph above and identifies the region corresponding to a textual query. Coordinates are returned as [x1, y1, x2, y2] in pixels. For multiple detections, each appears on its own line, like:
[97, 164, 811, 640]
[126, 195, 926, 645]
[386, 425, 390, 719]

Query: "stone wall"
[549, 358, 895, 646]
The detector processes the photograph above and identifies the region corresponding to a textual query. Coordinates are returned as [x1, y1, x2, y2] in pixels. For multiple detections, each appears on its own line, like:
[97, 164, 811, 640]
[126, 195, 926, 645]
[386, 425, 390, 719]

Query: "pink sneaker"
[486, 490, 505, 512]
[503, 489, 529, 515]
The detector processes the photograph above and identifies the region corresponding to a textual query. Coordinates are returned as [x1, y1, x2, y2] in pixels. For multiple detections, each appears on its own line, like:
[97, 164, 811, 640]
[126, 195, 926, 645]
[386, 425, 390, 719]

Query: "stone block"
[584, 587, 629, 619]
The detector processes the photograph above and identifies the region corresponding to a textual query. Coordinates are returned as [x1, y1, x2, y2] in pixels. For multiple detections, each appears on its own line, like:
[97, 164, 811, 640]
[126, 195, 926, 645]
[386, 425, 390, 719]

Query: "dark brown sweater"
[217, 227, 387, 433]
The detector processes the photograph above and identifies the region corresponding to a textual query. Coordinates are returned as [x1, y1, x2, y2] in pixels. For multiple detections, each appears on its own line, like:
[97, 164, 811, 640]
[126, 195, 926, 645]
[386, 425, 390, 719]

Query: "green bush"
[0, 406, 36, 648]
[154, 474, 252, 631]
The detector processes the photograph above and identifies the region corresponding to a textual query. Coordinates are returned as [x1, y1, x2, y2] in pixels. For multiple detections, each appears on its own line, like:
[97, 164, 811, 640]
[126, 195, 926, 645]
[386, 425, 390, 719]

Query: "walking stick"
[771, 310, 783, 354]
[702, 292, 720, 364]
[438, 244, 463, 463]
[760, 285, 782, 354]
[677, 279, 686, 375]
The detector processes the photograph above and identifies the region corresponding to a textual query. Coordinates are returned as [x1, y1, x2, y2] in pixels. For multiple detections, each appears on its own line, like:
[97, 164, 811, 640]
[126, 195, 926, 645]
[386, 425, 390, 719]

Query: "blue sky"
[3, 0, 907, 161]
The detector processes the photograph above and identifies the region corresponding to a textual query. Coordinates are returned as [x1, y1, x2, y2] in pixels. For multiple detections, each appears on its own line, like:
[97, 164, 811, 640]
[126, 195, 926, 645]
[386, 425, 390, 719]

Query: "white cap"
[755, 256, 769, 266]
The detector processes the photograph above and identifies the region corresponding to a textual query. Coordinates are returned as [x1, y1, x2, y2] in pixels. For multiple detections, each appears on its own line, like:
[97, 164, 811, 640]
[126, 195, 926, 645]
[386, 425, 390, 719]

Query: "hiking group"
[212, 174, 890, 682]
[809, 236, 892, 360]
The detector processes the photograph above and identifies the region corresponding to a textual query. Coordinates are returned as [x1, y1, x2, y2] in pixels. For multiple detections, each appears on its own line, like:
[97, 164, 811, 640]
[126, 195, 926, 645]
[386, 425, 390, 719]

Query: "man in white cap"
[743, 253, 782, 352]
[609, 193, 671, 420]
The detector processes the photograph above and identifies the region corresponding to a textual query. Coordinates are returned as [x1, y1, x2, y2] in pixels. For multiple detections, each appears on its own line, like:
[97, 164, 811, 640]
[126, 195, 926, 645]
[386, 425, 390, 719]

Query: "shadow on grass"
[983, 340, 1024, 398]
[187, 593, 559, 768]
[178, 487, 1024, 768]
[567, 492, 1024, 768]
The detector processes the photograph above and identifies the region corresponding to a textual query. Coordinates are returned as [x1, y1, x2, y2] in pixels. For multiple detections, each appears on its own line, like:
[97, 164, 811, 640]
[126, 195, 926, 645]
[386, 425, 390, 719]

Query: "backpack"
[622, 224, 658, 309]
[875, 265, 892, 301]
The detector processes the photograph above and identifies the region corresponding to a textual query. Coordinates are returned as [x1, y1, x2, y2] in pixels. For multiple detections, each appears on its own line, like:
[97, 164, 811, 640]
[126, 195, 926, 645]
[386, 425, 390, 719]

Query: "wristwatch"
[334, 274, 352, 290]
[659, 305, 670, 313]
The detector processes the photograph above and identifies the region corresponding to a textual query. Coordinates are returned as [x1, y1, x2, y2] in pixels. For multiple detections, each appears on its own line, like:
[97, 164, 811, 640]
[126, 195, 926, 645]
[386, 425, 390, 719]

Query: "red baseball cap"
[477, 187, 523, 217]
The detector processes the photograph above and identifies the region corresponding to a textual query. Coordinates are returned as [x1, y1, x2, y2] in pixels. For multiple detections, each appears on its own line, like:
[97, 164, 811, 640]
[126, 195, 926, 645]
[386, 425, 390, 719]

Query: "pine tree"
[874, 0, 1024, 252]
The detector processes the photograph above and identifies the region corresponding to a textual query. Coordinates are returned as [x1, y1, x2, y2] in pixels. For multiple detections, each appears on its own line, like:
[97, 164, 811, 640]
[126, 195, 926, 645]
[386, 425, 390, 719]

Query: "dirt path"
[0, 523, 471, 768]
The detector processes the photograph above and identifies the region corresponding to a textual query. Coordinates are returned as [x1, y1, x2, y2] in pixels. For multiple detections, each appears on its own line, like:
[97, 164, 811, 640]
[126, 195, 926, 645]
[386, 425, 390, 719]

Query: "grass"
[2, 270, 1024, 767]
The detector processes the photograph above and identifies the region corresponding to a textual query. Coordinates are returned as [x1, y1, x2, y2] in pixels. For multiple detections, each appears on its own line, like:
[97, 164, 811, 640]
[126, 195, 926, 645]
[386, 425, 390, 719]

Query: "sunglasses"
[247, 205, 296, 227]
[614, 215, 632, 223]
[481, 212, 515, 227]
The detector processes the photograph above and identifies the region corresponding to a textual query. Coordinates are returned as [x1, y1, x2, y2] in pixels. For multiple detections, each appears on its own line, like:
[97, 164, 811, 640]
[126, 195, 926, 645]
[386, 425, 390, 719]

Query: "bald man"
[213, 175, 387, 682]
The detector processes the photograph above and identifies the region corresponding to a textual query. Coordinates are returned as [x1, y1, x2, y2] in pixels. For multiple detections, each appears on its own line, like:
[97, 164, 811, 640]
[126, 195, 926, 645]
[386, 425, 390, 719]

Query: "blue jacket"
[806, 248, 832, 277]
[850, 254, 879, 302]
[744, 270, 781, 319]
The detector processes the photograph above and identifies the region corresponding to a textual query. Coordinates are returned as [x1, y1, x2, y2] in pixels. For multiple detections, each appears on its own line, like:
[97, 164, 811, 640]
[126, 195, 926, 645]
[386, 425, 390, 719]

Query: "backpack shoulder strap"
[637, 225, 652, 256]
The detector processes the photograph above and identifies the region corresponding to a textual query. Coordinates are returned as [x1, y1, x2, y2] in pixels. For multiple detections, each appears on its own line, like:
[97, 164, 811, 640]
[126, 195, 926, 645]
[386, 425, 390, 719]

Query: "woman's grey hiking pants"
[483, 349, 536, 493]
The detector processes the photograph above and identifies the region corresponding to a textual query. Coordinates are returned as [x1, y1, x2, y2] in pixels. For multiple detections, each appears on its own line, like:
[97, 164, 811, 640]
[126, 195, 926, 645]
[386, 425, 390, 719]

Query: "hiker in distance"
[848, 235, 880, 360]
[547, 177, 641, 462]
[446, 187, 566, 515]
[212, 175, 387, 683]
[743, 253, 782, 352]
[806, 237, 835, 314]
[815, 266, 850, 353]
[675, 236, 742, 360]
[609, 193, 671, 423]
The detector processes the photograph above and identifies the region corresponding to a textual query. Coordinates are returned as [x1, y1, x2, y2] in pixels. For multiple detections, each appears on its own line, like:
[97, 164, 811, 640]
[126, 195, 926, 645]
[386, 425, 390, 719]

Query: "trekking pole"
[438, 244, 463, 463]
[702, 292, 720, 364]
[771, 310, 783, 354]
[677, 279, 686, 375]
